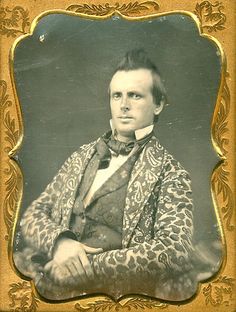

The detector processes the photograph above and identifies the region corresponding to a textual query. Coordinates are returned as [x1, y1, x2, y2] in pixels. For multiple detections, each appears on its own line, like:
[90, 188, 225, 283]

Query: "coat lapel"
[60, 140, 98, 226]
[122, 136, 166, 247]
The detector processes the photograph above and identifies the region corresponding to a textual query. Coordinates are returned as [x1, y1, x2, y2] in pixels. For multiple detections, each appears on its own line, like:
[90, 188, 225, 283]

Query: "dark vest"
[70, 152, 138, 251]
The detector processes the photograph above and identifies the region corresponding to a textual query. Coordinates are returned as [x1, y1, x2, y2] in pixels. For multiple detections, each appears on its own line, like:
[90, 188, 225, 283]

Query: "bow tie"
[107, 137, 135, 156]
[96, 131, 153, 169]
[95, 136, 134, 170]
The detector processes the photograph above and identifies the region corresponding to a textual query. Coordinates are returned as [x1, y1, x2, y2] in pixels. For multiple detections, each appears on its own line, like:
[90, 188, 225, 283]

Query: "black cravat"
[107, 136, 135, 156]
[96, 131, 153, 169]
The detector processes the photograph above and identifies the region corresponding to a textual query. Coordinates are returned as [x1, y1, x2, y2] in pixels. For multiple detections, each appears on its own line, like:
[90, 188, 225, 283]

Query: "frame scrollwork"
[8, 281, 40, 312]
[195, 1, 226, 32]
[75, 297, 168, 311]
[66, 1, 160, 16]
[202, 275, 235, 306]
[0, 80, 21, 239]
[0, 6, 30, 37]
[0, 1, 234, 311]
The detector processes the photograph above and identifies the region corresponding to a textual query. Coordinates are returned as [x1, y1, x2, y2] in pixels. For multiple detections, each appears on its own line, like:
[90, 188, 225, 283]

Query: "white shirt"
[83, 124, 154, 207]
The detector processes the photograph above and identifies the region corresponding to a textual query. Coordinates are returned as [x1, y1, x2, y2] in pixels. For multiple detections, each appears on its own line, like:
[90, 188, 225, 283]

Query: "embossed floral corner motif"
[202, 276, 235, 306]
[8, 281, 40, 312]
[75, 297, 168, 311]
[195, 1, 226, 32]
[0, 6, 30, 37]
[67, 1, 160, 16]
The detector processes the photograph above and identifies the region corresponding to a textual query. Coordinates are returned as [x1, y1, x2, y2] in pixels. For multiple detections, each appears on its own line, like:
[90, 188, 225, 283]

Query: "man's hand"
[44, 238, 103, 286]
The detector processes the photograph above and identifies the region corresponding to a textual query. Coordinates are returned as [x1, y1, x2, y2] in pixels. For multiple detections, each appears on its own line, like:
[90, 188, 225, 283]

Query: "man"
[14, 49, 197, 301]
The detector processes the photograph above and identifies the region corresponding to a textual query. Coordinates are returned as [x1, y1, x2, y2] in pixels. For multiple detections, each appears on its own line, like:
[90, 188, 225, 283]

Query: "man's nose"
[120, 95, 130, 111]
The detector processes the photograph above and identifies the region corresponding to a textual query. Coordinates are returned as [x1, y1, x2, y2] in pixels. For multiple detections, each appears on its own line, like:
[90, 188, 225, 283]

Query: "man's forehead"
[110, 69, 153, 90]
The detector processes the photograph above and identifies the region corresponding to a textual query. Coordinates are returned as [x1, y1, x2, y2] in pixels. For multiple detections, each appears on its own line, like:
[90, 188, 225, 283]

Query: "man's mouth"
[118, 116, 133, 119]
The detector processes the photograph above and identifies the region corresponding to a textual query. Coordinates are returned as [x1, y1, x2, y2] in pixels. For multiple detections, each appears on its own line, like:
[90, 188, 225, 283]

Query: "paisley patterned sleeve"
[20, 152, 79, 259]
[90, 155, 196, 300]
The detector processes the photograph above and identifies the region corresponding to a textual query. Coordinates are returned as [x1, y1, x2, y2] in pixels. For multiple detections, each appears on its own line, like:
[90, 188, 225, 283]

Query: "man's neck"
[115, 133, 135, 143]
[110, 120, 154, 142]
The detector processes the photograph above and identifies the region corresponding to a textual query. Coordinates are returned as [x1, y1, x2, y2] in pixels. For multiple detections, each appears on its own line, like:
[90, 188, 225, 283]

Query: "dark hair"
[111, 49, 167, 109]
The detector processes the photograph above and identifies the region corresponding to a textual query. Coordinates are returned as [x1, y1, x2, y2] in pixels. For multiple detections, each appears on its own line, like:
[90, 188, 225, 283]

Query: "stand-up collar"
[109, 119, 154, 141]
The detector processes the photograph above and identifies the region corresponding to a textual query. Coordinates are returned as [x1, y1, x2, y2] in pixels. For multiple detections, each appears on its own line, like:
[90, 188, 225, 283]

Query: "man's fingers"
[83, 245, 103, 254]
[65, 261, 78, 280]
[54, 265, 71, 286]
[44, 261, 68, 285]
[77, 249, 94, 280]
[51, 265, 63, 284]
[65, 259, 84, 283]
[67, 258, 88, 284]
[43, 242, 100, 287]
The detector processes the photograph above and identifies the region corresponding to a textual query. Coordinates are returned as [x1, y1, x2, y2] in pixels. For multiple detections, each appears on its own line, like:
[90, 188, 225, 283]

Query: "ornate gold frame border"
[0, 1, 235, 311]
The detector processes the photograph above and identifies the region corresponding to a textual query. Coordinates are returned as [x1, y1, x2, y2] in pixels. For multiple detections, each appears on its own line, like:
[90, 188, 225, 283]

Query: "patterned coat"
[18, 135, 197, 301]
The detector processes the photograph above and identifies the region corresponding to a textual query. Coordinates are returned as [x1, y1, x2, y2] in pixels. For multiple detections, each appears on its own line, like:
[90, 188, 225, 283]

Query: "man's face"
[109, 69, 163, 142]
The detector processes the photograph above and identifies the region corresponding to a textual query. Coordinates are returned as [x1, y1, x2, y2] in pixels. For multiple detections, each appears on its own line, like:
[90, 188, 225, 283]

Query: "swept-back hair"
[112, 49, 167, 109]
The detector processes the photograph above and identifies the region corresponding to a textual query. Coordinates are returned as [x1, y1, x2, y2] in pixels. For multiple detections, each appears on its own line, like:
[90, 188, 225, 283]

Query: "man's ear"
[154, 99, 164, 116]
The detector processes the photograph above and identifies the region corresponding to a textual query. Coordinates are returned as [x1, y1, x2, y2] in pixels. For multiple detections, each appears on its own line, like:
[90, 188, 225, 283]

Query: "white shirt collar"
[109, 119, 154, 141]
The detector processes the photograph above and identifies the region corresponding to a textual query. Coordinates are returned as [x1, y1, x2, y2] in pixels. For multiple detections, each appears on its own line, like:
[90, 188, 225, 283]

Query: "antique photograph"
[12, 13, 223, 302]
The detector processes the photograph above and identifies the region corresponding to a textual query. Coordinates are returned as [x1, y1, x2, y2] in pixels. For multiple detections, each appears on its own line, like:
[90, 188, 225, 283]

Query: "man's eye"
[112, 93, 121, 100]
[130, 93, 141, 100]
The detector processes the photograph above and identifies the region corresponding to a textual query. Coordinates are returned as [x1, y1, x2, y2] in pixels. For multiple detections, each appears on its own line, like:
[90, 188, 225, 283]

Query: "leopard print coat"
[16, 136, 197, 301]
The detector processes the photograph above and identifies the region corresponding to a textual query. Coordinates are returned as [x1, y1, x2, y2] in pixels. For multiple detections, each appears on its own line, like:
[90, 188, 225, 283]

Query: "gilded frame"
[0, 0, 235, 311]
